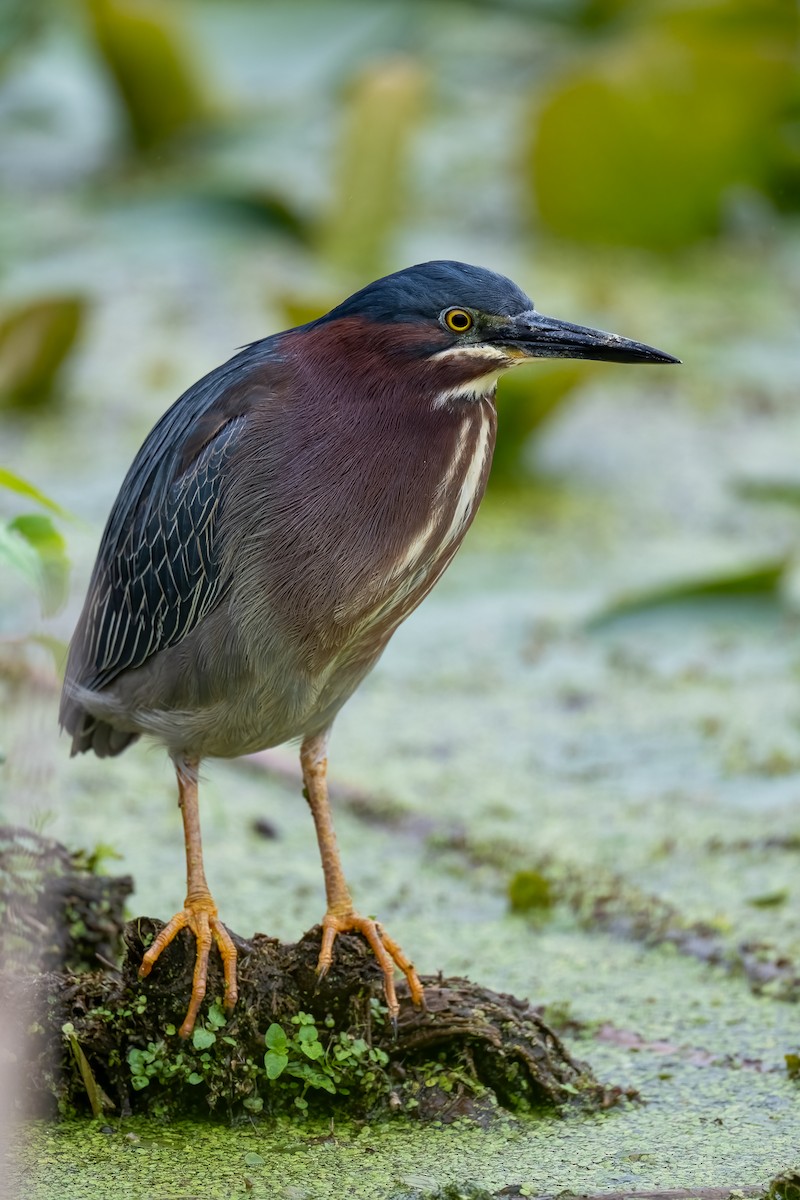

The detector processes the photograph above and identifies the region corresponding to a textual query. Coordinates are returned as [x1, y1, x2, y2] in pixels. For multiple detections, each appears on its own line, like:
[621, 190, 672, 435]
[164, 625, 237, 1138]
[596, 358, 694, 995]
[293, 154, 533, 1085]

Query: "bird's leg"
[138, 757, 238, 1038]
[300, 733, 424, 1020]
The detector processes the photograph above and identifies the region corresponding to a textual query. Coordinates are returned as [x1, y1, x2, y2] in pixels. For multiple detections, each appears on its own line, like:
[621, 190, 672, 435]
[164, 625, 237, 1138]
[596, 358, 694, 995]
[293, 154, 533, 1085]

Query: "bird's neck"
[270, 320, 498, 641]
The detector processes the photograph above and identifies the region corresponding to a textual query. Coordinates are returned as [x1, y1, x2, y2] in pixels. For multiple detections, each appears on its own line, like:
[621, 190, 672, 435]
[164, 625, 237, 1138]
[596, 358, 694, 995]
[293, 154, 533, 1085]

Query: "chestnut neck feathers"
[222, 319, 499, 652]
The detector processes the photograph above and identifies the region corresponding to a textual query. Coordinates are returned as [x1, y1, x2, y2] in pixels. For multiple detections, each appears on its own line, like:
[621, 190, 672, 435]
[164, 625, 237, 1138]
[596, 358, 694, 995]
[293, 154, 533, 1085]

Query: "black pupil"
[451, 311, 469, 329]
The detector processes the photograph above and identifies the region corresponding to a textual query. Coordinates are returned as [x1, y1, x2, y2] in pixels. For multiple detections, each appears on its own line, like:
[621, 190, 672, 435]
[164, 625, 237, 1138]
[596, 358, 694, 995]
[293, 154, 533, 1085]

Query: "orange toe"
[138, 893, 238, 1038]
[317, 909, 424, 1019]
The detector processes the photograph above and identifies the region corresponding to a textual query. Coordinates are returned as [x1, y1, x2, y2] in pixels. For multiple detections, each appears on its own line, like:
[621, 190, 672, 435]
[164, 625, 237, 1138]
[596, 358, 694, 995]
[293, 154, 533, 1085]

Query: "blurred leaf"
[320, 57, 426, 279]
[586, 556, 787, 628]
[0, 0, 45, 73]
[0, 468, 70, 518]
[530, 0, 798, 248]
[195, 187, 310, 242]
[27, 634, 69, 674]
[5, 514, 70, 617]
[491, 363, 591, 486]
[747, 889, 789, 908]
[278, 295, 332, 329]
[565, 0, 651, 29]
[0, 523, 42, 591]
[86, 0, 208, 153]
[734, 477, 800, 508]
[0, 297, 85, 409]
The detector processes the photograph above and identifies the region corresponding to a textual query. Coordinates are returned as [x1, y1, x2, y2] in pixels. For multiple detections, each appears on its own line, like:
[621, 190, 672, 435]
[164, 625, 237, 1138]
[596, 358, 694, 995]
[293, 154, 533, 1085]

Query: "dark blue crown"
[318, 260, 533, 325]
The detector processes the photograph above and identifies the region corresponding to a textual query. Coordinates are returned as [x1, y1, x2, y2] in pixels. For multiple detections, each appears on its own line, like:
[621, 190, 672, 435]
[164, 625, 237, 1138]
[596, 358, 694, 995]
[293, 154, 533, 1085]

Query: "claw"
[138, 894, 238, 1038]
[316, 910, 424, 1022]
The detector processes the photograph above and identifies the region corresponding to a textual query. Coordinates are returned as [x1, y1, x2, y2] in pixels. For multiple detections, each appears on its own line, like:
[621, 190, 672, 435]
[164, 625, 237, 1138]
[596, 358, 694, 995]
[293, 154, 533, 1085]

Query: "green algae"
[9, 1090, 800, 1200]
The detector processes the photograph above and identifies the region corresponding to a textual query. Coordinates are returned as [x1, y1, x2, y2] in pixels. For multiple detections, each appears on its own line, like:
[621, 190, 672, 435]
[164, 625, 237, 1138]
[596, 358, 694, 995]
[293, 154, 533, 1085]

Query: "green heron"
[60, 261, 678, 1037]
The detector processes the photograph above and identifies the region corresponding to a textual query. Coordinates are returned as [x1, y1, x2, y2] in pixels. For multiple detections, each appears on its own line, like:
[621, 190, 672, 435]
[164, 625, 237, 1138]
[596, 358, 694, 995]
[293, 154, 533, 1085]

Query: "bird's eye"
[443, 308, 474, 334]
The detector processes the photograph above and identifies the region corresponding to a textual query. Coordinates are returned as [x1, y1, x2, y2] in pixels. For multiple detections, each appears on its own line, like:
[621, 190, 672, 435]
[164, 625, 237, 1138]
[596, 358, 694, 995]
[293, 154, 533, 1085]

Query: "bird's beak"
[501, 310, 680, 365]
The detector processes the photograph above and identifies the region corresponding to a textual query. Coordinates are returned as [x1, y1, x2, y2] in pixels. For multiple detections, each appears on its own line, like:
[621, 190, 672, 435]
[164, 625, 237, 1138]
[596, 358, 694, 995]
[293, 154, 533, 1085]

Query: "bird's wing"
[69, 346, 274, 694]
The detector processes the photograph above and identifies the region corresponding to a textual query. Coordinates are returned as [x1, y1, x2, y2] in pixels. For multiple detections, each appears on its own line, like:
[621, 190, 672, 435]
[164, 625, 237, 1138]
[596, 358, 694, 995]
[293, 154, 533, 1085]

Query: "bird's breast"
[334, 395, 497, 638]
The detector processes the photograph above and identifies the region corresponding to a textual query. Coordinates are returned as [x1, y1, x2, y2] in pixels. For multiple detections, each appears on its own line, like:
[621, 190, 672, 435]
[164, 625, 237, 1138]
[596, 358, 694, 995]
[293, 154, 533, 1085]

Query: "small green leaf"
[285, 1062, 334, 1092]
[130, 1075, 150, 1090]
[127, 1047, 148, 1074]
[207, 1001, 227, 1029]
[264, 1023, 287, 1052]
[301, 1040, 324, 1061]
[191, 1027, 216, 1051]
[306, 1070, 336, 1094]
[243, 1095, 263, 1113]
[244, 1152, 265, 1167]
[186, 1071, 204, 1085]
[264, 1050, 289, 1079]
[297, 1024, 318, 1044]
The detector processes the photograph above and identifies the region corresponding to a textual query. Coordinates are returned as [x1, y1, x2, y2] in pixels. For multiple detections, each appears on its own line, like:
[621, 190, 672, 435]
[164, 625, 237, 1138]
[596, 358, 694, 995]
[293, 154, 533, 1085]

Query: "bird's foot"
[317, 910, 424, 1021]
[138, 893, 238, 1038]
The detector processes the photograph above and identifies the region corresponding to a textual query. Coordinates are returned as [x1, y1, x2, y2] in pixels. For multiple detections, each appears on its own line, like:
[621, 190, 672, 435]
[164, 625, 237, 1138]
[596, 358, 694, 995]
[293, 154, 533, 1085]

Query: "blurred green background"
[3, 1, 800, 1194]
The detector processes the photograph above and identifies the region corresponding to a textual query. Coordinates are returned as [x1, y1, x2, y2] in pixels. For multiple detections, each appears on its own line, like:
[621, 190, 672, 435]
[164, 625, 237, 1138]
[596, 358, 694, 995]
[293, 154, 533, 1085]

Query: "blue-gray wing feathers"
[80, 415, 246, 691]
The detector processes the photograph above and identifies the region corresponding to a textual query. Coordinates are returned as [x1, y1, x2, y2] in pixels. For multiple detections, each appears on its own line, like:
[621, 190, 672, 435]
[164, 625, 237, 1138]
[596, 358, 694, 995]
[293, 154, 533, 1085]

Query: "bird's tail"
[59, 687, 139, 758]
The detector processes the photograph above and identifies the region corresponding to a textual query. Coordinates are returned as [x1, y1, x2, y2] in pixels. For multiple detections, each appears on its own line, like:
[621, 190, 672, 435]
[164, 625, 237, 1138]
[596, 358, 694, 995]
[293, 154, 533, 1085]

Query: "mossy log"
[1, 827, 627, 1121]
[4, 919, 631, 1121]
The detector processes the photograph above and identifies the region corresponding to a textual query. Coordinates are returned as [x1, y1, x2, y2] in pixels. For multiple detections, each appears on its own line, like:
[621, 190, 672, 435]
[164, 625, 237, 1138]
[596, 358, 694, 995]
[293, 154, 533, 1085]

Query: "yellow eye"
[443, 308, 473, 334]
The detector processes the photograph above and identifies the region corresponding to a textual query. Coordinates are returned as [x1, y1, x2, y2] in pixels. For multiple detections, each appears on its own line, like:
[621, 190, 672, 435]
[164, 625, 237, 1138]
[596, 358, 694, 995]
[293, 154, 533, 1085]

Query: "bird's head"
[312, 260, 679, 407]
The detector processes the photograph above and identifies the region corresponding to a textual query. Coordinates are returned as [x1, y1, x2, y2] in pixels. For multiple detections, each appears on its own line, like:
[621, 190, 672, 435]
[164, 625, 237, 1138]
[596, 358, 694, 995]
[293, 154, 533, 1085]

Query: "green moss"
[508, 869, 554, 913]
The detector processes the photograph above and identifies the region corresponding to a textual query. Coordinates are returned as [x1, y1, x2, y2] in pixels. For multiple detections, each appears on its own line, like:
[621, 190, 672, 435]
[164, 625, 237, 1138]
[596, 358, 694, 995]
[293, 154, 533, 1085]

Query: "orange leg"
[300, 733, 424, 1020]
[138, 758, 238, 1038]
